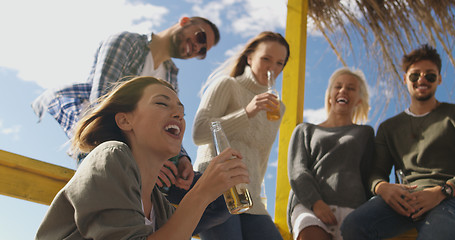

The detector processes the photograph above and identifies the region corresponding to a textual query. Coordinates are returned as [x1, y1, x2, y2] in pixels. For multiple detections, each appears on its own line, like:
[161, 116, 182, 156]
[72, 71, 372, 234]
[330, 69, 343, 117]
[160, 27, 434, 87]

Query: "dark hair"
[401, 44, 441, 73]
[71, 76, 176, 155]
[190, 16, 220, 45]
[230, 31, 290, 77]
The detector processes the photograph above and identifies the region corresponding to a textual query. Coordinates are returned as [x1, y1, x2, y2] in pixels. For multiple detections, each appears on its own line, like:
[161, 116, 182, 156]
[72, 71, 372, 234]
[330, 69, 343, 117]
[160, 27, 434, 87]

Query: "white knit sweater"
[192, 66, 285, 215]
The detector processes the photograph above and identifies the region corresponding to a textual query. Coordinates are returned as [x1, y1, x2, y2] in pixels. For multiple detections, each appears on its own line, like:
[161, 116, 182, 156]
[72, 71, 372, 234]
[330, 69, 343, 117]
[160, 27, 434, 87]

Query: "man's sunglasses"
[195, 30, 207, 59]
[408, 72, 437, 83]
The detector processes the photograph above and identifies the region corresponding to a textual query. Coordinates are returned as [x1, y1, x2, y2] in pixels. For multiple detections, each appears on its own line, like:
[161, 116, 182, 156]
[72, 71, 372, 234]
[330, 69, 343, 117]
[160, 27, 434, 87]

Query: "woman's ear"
[247, 54, 252, 66]
[115, 112, 132, 131]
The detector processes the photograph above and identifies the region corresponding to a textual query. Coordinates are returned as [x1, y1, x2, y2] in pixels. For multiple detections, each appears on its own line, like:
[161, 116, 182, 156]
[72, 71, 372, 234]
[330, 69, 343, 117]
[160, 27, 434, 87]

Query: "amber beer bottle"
[266, 70, 280, 121]
[210, 121, 253, 214]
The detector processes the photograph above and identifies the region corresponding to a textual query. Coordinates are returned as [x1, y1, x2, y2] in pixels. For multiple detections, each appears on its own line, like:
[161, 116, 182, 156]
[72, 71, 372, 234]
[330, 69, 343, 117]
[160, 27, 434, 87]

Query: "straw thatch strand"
[308, 0, 455, 119]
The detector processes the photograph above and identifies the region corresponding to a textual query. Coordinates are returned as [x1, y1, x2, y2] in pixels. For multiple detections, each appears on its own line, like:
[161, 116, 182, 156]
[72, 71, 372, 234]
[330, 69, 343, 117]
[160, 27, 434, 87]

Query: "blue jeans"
[340, 196, 455, 240]
[199, 213, 283, 240]
[164, 171, 231, 235]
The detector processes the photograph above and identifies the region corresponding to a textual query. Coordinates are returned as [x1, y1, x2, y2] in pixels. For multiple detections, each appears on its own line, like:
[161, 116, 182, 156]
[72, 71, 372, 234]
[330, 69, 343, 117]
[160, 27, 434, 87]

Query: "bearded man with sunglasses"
[32, 16, 227, 235]
[341, 44, 455, 239]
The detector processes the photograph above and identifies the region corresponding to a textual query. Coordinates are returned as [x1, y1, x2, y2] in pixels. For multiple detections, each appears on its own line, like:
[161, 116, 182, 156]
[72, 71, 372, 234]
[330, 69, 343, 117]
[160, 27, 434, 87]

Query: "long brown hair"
[230, 31, 290, 77]
[71, 76, 176, 156]
[199, 31, 290, 96]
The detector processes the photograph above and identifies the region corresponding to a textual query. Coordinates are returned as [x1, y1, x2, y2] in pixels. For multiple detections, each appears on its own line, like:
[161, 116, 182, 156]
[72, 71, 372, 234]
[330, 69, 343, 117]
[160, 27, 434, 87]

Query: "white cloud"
[224, 43, 244, 58]
[230, 0, 287, 37]
[192, 0, 286, 37]
[192, 0, 232, 28]
[0, 120, 21, 141]
[0, 0, 168, 89]
[268, 160, 278, 168]
[304, 107, 326, 124]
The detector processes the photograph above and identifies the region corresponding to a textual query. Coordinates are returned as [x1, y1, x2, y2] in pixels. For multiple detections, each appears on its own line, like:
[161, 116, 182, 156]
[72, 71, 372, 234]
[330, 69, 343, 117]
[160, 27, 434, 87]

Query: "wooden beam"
[0, 149, 74, 205]
[274, 0, 308, 239]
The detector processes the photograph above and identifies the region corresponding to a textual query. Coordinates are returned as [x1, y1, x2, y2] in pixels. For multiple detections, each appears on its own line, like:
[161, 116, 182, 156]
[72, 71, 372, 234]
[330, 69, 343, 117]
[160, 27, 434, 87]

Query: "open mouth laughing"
[165, 124, 181, 136]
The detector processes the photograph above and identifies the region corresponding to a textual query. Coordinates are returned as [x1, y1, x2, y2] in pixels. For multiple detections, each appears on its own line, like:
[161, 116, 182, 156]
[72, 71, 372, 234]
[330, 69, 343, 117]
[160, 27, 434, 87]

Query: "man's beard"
[169, 28, 185, 59]
[415, 92, 434, 102]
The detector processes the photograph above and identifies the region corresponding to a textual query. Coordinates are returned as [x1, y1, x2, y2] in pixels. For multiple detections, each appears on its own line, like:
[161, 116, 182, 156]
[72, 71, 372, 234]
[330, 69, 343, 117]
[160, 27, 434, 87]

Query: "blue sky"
[1, 0, 454, 239]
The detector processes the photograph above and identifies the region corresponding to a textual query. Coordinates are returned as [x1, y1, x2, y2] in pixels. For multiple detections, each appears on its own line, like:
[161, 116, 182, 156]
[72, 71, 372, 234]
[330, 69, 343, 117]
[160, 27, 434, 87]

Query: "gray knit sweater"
[287, 123, 374, 222]
[192, 66, 285, 215]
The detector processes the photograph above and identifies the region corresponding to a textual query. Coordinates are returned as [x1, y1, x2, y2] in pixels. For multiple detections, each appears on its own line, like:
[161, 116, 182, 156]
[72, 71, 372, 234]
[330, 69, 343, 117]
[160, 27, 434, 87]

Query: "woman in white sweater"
[192, 31, 290, 240]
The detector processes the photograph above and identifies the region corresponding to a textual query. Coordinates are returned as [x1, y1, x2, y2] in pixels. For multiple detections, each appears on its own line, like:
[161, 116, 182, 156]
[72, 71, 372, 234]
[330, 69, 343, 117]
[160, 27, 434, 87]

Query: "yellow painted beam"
[387, 229, 418, 239]
[0, 149, 74, 205]
[274, 0, 308, 239]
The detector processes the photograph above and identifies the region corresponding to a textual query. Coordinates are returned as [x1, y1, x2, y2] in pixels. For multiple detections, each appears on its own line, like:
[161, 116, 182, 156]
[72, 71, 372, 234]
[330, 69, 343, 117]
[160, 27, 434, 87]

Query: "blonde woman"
[287, 68, 374, 240]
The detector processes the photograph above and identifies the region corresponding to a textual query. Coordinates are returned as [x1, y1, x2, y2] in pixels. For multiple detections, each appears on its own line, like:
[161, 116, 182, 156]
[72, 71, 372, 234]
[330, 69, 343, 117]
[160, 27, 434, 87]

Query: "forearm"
[147, 184, 211, 239]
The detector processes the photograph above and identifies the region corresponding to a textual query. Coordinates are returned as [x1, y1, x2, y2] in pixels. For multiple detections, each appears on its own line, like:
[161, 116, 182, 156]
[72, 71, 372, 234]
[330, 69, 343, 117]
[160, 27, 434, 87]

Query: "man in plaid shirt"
[32, 17, 227, 234]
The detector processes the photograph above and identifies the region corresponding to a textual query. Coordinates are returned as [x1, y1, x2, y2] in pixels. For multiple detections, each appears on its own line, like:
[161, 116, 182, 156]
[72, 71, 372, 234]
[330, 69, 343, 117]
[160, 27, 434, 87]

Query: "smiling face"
[118, 84, 185, 160]
[169, 20, 216, 60]
[328, 73, 362, 116]
[247, 41, 288, 86]
[404, 59, 441, 102]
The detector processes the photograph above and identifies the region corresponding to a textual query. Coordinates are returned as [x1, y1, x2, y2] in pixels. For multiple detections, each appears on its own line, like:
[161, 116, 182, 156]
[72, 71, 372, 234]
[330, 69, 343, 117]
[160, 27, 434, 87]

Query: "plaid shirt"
[32, 32, 186, 158]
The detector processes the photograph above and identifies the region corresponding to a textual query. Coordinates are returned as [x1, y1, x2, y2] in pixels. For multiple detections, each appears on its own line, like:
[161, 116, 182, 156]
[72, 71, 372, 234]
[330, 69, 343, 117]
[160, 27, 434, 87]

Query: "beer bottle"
[210, 121, 253, 214]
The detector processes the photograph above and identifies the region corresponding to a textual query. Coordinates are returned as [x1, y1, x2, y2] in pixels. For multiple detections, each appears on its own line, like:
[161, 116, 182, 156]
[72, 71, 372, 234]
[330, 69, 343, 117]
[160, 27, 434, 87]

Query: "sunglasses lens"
[425, 73, 437, 82]
[409, 73, 420, 82]
[195, 31, 206, 44]
[197, 47, 207, 59]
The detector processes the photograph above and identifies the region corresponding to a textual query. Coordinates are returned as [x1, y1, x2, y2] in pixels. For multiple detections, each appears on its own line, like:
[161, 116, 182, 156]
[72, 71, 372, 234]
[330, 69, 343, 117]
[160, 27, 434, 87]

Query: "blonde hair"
[324, 67, 370, 124]
[70, 76, 175, 157]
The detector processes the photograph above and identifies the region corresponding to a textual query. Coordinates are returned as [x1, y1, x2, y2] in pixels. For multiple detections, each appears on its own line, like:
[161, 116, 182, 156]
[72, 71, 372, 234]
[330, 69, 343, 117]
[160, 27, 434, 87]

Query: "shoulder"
[379, 112, 407, 128]
[295, 122, 314, 131]
[439, 102, 455, 114]
[204, 76, 236, 94]
[102, 32, 148, 48]
[355, 124, 375, 135]
[91, 140, 131, 156]
[108, 31, 145, 41]
[217, 76, 237, 87]
[81, 141, 136, 171]
[291, 122, 315, 136]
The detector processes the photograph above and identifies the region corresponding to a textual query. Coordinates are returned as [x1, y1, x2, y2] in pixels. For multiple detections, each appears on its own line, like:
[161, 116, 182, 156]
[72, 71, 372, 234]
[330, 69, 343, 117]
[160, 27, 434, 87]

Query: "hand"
[375, 181, 417, 217]
[245, 92, 279, 118]
[312, 200, 337, 225]
[408, 186, 446, 220]
[192, 148, 250, 202]
[156, 160, 178, 188]
[174, 156, 195, 190]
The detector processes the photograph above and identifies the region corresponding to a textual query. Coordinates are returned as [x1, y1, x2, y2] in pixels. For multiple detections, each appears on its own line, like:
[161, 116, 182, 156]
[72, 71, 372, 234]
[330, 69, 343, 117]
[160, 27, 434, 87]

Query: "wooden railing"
[0, 148, 417, 239]
[0, 149, 74, 205]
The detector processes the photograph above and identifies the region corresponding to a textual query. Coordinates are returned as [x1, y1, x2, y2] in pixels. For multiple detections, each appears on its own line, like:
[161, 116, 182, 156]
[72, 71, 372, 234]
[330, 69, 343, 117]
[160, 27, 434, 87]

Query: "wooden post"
[274, 0, 308, 239]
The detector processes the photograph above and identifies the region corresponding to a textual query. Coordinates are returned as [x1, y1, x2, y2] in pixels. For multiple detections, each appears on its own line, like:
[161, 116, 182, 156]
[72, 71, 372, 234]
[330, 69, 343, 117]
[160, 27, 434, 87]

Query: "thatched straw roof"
[308, 0, 455, 117]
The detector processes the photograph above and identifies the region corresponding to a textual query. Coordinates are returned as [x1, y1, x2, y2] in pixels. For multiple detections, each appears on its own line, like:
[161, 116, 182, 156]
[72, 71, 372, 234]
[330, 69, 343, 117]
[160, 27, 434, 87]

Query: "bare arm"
[147, 148, 249, 240]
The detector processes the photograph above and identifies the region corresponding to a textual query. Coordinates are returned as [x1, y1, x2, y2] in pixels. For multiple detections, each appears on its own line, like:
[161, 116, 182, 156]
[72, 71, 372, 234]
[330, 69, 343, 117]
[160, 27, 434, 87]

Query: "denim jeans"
[199, 213, 284, 240]
[164, 171, 231, 235]
[340, 196, 455, 240]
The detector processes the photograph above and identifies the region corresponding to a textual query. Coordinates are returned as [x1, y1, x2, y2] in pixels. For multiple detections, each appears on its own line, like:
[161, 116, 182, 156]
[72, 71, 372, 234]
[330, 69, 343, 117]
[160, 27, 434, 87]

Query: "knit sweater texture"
[370, 102, 455, 193]
[287, 123, 374, 215]
[192, 66, 285, 215]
